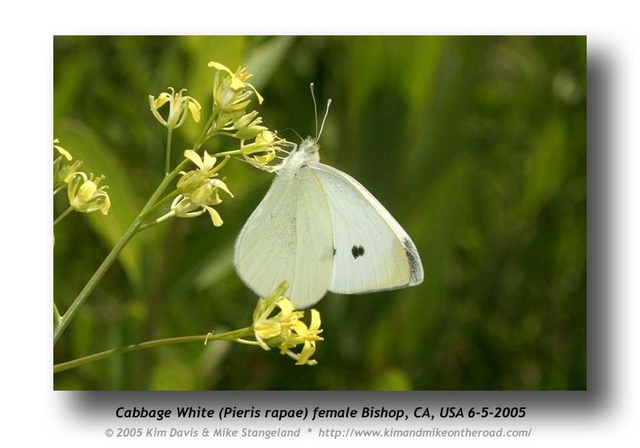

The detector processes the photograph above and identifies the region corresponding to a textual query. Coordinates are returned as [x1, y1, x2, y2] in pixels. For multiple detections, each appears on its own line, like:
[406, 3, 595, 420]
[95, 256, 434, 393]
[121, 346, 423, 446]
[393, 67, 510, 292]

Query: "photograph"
[53, 35, 586, 391]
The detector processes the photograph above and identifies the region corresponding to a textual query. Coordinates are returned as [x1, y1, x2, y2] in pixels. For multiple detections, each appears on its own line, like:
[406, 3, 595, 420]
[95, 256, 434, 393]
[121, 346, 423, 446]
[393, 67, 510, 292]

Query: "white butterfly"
[234, 87, 423, 309]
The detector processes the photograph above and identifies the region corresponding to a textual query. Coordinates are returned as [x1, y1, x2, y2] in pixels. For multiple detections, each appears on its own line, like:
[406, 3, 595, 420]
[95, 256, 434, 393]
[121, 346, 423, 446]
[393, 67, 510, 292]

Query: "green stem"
[54, 335, 207, 373]
[141, 189, 181, 218]
[136, 220, 160, 233]
[165, 128, 173, 175]
[128, 158, 189, 224]
[194, 110, 218, 151]
[54, 217, 142, 344]
[53, 206, 74, 226]
[54, 328, 252, 373]
[53, 303, 62, 327]
[53, 159, 191, 345]
[211, 149, 242, 158]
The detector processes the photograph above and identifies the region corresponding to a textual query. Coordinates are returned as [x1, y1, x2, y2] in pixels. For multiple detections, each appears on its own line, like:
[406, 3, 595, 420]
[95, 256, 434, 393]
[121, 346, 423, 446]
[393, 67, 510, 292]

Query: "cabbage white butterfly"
[234, 86, 423, 308]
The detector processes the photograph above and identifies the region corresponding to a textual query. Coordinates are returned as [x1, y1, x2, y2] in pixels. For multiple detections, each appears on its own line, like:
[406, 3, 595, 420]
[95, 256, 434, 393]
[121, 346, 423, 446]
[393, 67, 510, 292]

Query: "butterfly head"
[279, 137, 320, 173]
[299, 136, 320, 156]
[296, 83, 331, 159]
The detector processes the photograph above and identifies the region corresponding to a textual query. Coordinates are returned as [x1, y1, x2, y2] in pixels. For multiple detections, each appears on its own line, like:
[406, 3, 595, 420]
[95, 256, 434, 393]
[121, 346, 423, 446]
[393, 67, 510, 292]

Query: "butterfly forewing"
[234, 168, 334, 308]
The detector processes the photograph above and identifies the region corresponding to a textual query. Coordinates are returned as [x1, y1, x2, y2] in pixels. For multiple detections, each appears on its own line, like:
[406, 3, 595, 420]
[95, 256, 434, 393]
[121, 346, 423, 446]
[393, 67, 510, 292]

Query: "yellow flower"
[182, 149, 227, 178]
[67, 172, 111, 215]
[168, 150, 233, 226]
[53, 139, 83, 191]
[280, 309, 324, 365]
[149, 87, 201, 129]
[178, 150, 232, 193]
[170, 192, 225, 226]
[53, 139, 72, 161]
[209, 61, 264, 106]
[209, 62, 264, 119]
[253, 298, 302, 349]
[240, 131, 287, 171]
[232, 110, 268, 140]
[249, 281, 304, 350]
[233, 281, 324, 366]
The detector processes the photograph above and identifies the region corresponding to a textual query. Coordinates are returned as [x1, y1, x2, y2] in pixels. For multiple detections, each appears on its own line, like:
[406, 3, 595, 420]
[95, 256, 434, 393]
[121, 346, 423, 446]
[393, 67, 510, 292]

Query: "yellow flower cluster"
[168, 150, 233, 226]
[241, 282, 324, 366]
[53, 139, 111, 216]
[147, 61, 288, 228]
[207, 61, 286, 170]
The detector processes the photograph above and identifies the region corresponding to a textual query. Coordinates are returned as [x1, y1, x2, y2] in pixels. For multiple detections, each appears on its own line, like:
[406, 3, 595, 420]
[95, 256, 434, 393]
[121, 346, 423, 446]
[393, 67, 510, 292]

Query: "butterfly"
[234, 86, 423, 308]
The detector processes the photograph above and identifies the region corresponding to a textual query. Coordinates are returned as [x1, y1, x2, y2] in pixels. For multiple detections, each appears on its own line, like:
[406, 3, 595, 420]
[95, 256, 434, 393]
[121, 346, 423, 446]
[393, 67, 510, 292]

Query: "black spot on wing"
[351, 245, 365, 259]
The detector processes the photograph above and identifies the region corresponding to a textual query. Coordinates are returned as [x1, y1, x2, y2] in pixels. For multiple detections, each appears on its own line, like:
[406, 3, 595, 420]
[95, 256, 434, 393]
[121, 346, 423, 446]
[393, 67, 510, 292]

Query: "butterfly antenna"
[310, 83, 332, 140]
[310, 83, 319, 138]
[291, 129, 303, 141]
[281, 127, 303, 142]
[318, 98, 332, 139]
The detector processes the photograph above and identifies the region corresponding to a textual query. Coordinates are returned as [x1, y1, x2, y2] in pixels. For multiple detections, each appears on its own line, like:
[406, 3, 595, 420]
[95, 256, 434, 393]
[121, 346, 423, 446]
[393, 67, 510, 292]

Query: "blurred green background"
[53, 36, 586, 390]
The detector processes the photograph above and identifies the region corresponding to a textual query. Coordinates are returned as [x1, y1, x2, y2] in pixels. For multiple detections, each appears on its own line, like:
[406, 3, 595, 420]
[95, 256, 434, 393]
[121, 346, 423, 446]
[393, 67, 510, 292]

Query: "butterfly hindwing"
[310, 162, 424, 295]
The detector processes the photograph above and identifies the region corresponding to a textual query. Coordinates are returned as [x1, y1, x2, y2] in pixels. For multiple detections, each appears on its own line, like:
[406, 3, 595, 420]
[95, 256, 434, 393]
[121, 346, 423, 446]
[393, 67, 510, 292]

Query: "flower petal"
[210, 179, 234, 198]
[183, 150, 204, 169]
[208, 61, 234, 75]
[188, 100, 201, 122]
[202, 151, 217, 171]
[247, 84, 264, 104]
[204, 206, 223, 226]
